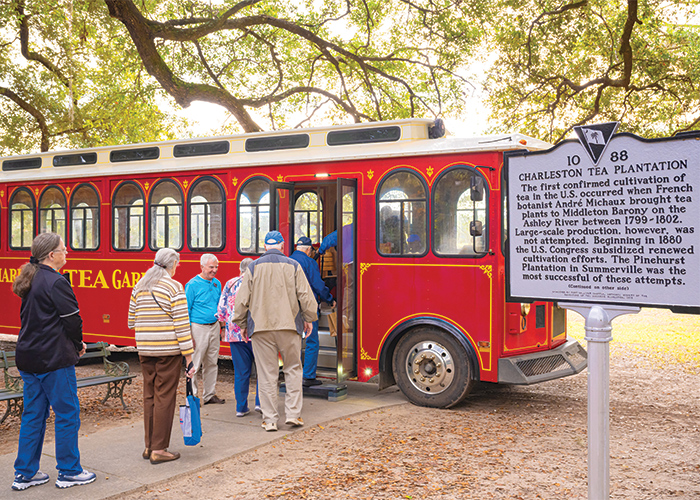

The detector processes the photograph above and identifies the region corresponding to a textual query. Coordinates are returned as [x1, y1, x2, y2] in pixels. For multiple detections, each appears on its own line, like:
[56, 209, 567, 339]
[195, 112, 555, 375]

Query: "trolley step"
[280, 382, 348, 402]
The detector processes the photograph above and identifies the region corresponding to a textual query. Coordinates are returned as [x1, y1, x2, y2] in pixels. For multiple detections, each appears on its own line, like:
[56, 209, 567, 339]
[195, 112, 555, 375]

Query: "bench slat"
[1, 342, 135, 421]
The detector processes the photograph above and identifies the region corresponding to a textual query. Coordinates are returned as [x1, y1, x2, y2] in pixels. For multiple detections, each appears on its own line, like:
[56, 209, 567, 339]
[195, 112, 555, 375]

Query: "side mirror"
[470, 176, 484, 201]
[470, 220, 483, 236]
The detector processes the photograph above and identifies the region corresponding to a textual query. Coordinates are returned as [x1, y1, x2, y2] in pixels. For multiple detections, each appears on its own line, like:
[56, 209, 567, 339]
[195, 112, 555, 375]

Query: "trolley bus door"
[270, 181, 294, 254]
[336, 178, 357, 381]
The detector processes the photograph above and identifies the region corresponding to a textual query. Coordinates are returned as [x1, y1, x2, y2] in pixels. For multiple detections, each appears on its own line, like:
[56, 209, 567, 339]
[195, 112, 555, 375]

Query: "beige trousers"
[251, 330, 302, 424]
[191, 322, 221, 402]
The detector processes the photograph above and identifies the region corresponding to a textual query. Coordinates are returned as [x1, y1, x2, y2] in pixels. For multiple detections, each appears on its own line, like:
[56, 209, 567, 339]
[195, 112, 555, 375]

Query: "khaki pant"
[140, 355, 181, 451]
[191, 322, 221, 402]
[251, 330, 302, 424]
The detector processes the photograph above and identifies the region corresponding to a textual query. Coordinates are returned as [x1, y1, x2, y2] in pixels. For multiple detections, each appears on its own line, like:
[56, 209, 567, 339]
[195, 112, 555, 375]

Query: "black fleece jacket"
[15, 264, 83, 373]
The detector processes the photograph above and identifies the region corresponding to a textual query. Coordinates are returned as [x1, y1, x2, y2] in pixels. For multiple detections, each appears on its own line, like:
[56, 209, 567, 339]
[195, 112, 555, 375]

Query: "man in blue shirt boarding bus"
[185, 254, 225, 405]
[290, 236, 335, 387]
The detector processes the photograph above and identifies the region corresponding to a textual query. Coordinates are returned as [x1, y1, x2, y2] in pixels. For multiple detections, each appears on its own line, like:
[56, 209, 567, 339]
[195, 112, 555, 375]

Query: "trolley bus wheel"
[392, 327, 474, 409]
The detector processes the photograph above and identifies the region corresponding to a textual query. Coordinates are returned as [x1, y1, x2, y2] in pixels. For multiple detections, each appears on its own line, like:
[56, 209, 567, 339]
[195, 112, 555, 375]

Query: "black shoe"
[204, 395, 226, 405]
[303, 378, 322, 387]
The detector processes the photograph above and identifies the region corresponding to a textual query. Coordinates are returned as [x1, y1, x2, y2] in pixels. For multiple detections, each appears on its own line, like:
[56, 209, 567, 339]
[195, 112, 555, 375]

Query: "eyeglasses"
[52, 247, 68, 254]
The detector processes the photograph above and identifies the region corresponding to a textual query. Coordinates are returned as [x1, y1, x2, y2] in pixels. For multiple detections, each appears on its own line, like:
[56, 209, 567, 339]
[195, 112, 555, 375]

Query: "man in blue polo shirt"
[185, 254, 225, 404]
[290, 236, 335, 387]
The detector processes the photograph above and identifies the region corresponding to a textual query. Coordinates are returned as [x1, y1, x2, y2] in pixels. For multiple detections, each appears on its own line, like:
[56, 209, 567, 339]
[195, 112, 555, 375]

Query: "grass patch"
[567, 308, 700, 373]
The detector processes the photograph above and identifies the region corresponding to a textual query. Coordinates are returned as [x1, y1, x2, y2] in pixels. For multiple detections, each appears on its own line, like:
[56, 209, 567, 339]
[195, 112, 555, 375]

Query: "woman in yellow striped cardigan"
[128, 248, 196, 464]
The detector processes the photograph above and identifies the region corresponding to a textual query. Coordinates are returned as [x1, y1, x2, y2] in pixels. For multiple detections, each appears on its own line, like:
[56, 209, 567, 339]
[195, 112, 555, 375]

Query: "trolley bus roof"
[0, 119, 551, 182]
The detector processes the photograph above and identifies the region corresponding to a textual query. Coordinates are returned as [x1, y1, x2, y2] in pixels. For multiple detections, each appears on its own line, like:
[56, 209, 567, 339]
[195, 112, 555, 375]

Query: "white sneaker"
[236, 409, 250, 417]
[55, 470, 97, 489]
[261, 421, 277, 432]
[286, 417, 304, 427]
[12, 471, 50, 491]
[254, 405, 262, 413]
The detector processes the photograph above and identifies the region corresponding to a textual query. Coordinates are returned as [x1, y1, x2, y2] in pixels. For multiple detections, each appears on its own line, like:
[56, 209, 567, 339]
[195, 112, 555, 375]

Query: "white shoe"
[55, 469, 96, 489]
[12, 471, 50, 491]
[261, 421, 277, 432]
[286, 417, 304, 427]
[254, 405, 262, 413]
[236, 409, 250, 417]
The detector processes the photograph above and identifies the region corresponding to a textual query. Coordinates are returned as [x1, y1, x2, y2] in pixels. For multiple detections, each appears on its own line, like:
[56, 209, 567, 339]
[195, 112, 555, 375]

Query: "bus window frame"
[375, 168, 430, 258]
[112, 181, 146, 252]
[237, 176, 271, 256]
[148, 178, 184, 252]
[9, 186, 36, 250]
[38, 185, 67, 242]
[187, 175, 226, 253]
[293, 189, 324, 245]
[69, 183, 101, 252]
[431, 165, 489, 259]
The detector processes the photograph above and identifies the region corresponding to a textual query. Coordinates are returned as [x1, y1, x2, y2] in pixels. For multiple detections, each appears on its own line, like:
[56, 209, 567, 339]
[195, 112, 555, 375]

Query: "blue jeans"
[15, 366, 82, 477]
[229, 342, 260, 413]
[303, 320, 319, 380]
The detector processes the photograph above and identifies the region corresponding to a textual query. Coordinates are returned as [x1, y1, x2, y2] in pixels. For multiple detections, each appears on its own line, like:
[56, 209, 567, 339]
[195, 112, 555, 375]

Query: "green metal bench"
[1, 342, 136, 424]
[0, 350, 23, 424]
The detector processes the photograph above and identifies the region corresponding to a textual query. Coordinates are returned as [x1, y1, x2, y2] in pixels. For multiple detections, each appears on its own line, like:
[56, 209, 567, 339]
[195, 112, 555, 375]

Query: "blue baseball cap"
[407, 234, 420, 243]
[296, 236, 312, 246]
[264, 230, 284, 245]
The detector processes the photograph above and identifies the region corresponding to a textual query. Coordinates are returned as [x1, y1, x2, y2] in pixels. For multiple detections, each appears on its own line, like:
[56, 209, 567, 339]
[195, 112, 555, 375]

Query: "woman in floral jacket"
[216, 258, 260, 417]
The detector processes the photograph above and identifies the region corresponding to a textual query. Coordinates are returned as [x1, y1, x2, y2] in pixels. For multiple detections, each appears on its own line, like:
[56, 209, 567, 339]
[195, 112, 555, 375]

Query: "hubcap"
[405, 341, 454, 394]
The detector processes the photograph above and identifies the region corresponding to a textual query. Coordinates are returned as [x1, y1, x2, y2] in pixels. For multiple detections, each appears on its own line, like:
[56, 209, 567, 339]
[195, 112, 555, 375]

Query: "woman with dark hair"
[11, 232, 96, 491]
[128, 248, 196, 464]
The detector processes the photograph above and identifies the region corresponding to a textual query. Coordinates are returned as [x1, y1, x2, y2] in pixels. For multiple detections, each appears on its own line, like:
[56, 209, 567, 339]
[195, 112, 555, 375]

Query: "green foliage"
[145, 0, 487, 130]
[483, 0, 700, 142]
[3, 0, 697, 154]
[0, 0, 184, 155]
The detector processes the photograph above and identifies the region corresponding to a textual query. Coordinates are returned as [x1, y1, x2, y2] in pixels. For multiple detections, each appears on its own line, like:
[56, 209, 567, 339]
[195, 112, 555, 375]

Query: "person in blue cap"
[406, 233, 423, 254]
[233, 231, 318, 431]
[290, 236, 336, 387]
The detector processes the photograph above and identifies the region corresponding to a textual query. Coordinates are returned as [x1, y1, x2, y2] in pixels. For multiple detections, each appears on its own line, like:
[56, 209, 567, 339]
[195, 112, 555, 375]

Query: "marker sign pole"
[562, 303, 639, 500]
[505, 128, 700, 500]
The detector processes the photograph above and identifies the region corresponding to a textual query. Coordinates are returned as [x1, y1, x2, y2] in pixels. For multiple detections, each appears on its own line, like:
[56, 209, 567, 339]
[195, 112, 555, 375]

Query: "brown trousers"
[140, 355, 182, 450]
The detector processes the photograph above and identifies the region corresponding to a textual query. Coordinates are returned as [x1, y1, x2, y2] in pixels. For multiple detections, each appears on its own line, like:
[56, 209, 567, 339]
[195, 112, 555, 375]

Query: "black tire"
[392, 327, 474, 408]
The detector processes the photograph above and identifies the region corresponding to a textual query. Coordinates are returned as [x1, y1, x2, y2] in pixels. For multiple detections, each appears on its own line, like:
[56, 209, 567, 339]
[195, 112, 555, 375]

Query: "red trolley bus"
[0, 118, 586, 408]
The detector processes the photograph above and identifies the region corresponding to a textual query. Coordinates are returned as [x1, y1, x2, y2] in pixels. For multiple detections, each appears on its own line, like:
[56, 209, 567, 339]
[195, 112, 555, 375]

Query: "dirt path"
[115, 309, 700, 500]
[2, 309, 700, 499]
[113, 340, 699, 500]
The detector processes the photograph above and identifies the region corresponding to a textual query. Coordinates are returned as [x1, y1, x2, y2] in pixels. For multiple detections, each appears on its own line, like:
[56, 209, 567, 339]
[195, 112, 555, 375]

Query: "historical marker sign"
[505, 131, 700, 312]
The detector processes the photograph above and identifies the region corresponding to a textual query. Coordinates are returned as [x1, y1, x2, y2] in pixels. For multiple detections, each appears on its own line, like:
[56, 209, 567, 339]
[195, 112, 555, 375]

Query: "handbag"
[179, 377, 202, 446]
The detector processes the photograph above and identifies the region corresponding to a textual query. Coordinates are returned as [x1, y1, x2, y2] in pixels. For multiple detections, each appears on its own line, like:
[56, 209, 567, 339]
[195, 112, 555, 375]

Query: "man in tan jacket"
[233, 231, 318, 431]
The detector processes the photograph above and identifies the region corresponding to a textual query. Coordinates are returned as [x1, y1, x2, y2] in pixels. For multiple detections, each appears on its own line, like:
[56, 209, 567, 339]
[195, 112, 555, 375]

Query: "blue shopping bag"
[179, 377, 202, 446]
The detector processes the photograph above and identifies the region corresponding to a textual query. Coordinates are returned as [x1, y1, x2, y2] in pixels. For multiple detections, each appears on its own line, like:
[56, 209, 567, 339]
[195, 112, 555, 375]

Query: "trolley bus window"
[70, 184, 100, 250]
[238, 178, 270, 254]
[294, 191, 323, 244]
[377, 170, 427, 256]
[39, 187, 67, 242]
[113, 182, 145, 251]
[149, 180, 183, 251]
[189, 177, 224, 251]
[432, 167, 488, 256]
[10, 188, 35, 250]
